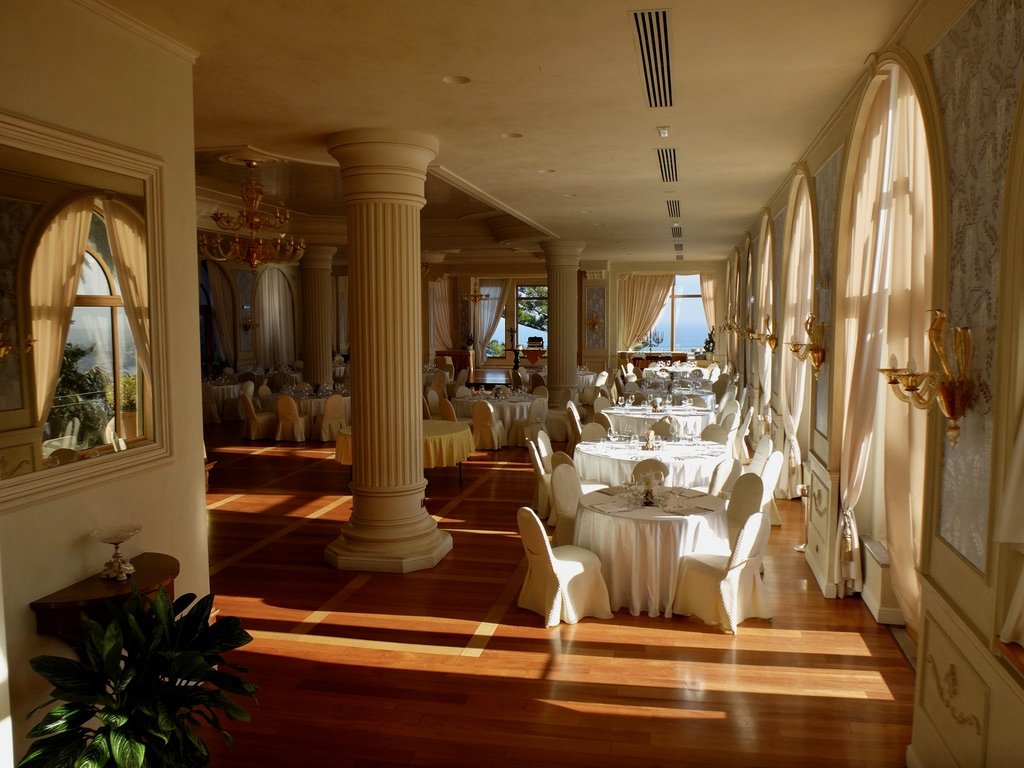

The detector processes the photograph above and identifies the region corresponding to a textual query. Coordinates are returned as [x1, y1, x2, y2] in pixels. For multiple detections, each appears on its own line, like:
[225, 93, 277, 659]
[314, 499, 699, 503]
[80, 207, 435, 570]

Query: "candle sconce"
[877, 309, 973, 445]
[0, 324, 33, 362]
[752, 314, 777, 350]
[788, 312, 827, 379]
[241, 315, 257, 332]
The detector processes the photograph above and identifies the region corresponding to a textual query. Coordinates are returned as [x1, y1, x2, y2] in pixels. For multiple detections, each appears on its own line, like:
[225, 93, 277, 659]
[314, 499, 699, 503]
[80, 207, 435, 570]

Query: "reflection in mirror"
[0, 142, 152, 479]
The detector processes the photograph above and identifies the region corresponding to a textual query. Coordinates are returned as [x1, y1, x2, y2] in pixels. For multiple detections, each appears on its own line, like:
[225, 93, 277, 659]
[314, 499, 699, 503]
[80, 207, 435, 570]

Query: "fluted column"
[544, 240, 584, 409]
[324, 129, 451, 573]
[300, 245, 336, 389]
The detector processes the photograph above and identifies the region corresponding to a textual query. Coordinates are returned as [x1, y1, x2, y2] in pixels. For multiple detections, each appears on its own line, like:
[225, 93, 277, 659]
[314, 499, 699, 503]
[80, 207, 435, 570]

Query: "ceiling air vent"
[670, 222, 682, 237]
[633, 10, 673, 108]
[666, 199, 680, 218]
[674, 243, 684, 253]
[657, 148, 678, 183]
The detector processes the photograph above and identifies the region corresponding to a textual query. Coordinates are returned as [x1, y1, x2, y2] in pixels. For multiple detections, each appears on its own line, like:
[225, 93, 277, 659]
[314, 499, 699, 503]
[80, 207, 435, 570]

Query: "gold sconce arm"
[878, 310, 973, 445]
[788, 312, 827, 378]
[0, 328, 33, 362]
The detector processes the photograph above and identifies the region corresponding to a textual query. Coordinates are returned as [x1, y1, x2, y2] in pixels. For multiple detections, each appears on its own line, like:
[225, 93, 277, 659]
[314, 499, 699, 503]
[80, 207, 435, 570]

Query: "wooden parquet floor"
[202, 424, 914, 767]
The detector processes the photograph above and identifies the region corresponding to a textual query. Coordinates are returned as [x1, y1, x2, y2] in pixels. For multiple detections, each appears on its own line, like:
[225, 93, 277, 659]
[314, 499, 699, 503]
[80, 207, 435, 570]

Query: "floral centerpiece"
[642, 429, 657, 451]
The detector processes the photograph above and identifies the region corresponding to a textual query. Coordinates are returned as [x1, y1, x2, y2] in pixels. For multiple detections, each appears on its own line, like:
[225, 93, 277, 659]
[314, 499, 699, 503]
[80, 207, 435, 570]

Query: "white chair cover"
[315, 393, 347, 441]
[275, 394, 310, 442]
[746, 435, 773, 475]
[672, 510, 773, 633]
[201, 383, 221, 424]
[240, 391, 277, 440]
[471, 399, 507, 450]
[526, 438, 551, 518]
[725, 472, 764, 546]
[579, 422, 607, 443]
[551, 464, 583, 546]
[758, 451, 785, 526]
[516, 506, 612, 628]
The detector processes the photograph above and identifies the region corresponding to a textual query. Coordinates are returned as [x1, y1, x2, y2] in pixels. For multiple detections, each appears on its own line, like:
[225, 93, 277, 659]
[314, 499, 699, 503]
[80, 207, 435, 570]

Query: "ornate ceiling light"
[198, 159, 305, 270]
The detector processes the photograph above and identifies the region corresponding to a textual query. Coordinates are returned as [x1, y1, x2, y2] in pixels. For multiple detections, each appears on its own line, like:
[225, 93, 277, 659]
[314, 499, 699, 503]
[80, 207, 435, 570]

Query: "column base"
[325, 528, 452, 573]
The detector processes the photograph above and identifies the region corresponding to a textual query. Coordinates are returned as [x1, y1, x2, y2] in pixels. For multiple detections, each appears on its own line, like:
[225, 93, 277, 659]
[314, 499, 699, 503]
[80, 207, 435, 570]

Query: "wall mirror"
[0, 124, 163, 492]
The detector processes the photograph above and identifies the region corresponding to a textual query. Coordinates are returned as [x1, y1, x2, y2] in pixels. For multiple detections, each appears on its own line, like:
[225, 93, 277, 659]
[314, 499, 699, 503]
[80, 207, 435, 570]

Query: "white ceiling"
[103, 0, 916, 267]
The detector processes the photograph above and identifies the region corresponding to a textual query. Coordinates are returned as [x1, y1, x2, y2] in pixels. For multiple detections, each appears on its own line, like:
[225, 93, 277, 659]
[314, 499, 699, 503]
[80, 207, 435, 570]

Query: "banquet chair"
[622, 381, 640, 394]
[687, 368, 704, 378]
[705, 457, 741, 498]
[579, 422, 607, 443]
[565, 401, 584, 455]
[471, 399, 507, 450]
[314, 394, 347, 442]
[201, 383, 221, 424]
[240, 391, 278, 440]
[256, 383, 275, 413]
[551, 464, 586, 546]
[447, 368, 470, 398]
[672, 510, 772, 633]
[510, 368, 525, 390]
[725, 472, 764, 546]
[220, 366, 238, 383]
[531, 385, 549, 400]
[676, 393, 705, 407]
[237, 371, 255, 384]
[701, 423, 730, 444]
[593, 411, 613, 433]
[270, 370, 289, 392]
[526, 438, 552, 519]
[717, 411, 738, 432]
[746, 435, 773, 475]
[732, 406, 754, 461]
[439, 398, 472, 425]
[651, 415, 685, 440]
[425, 389, 442, 418]
[592, 395, 612, 414]
[535, 429, 554, 473]
[422, 395, 432, 420]
[632, 458, 669, 485]
[455, 385, 472, 398]
[594, 370, 609, 388]
[274, 394, 311, 442]
[716, 399, 739, 426]
[706, 362, 721, 382]
[529, 372, 546, 392]
[520, 396, 549, 443]
[758, 450, 785, 526]
[430, 369, 448, 402]
[516, 506, 612, 628]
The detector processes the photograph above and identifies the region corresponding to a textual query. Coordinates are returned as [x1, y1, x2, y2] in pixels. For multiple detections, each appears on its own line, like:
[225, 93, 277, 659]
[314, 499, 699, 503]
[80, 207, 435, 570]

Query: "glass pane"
[677, 273, 701, 295]
[117, 307, 141, 438]
[77, 251, 113, 296]
[517, 285, 548, 349]
[673, 297, 708, 350]
[645, 303, 670, 351]
[45, 306, 115, 456]
[485, 316, 506, 357]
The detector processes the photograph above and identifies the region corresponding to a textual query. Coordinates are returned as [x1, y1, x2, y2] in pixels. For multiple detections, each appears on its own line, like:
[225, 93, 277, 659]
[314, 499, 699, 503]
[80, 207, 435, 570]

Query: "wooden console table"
[29, 552, 179, 642]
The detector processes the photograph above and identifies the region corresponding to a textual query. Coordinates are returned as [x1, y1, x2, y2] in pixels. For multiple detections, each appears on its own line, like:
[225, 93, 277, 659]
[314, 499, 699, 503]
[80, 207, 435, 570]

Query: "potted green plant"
[18, 588, 257, 768]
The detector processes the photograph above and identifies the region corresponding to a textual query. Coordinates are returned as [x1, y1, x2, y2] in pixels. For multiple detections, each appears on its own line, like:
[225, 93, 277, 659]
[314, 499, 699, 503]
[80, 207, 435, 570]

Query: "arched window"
[836, 62, 933, 626]
[35, 200, 147, 458]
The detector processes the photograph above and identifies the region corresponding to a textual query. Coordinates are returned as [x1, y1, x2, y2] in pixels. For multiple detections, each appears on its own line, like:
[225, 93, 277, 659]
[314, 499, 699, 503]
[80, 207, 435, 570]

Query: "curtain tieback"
[840, 508, 855, 561]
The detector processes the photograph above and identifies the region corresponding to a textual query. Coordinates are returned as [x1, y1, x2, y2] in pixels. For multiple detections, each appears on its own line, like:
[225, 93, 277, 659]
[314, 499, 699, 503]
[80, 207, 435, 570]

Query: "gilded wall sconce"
[877, 309, 972, 445]
[788, 312, 827, 379]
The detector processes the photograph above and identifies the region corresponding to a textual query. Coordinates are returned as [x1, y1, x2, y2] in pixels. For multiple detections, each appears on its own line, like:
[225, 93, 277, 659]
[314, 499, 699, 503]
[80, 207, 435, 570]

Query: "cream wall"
[0, 2, 205, 765]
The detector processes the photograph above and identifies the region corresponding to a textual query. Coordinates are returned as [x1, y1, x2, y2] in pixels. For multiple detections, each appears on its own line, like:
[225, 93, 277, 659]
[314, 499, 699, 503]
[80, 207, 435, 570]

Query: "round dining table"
[573, 437, 728, 488]
[335, 420, 474, 469]
[573, 486, 730, 617]
[451, 393, 541, 446]
[602, 405, 714, 437]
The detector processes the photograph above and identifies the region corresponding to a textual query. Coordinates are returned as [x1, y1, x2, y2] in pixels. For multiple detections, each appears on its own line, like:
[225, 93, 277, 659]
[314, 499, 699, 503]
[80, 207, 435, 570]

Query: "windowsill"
[996, 639, 1024, 681]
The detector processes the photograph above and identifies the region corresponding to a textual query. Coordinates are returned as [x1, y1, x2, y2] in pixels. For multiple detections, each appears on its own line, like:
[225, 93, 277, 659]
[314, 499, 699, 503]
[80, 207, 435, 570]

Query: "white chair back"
[726, 472, 764, 545]
[579, 422, 607, 443]
[632, 457, 668, 485]
[747, 436, 773, 475]
[551, 464, 583, 546]
[708, 457, 741, 497]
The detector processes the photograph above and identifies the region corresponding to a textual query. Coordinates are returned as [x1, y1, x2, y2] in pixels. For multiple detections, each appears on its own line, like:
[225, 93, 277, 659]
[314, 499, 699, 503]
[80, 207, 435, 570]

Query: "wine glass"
[617, 396, 625, 407]
[92, 523, 142, 580]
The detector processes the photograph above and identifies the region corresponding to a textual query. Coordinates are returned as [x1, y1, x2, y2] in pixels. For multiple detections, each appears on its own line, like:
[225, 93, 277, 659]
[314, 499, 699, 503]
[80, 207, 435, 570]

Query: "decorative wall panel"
[0, 196, 38, 413]
[929, 0, 1024, 571]
[813, 148, 842, 438]
[585, 284, 605, 350]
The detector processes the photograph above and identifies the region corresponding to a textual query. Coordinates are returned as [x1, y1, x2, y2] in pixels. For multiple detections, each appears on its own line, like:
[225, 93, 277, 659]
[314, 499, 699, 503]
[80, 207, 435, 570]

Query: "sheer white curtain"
[997, 410, 1024, 644]
[835, 70, 899, 598]
[619, 274, 673, 349]
[879, 68, 932, 631]
[474, 279, 512, 362]
[102, 198, 150, 385]
[254, 267, 295, 367]
[30, 196, 94, 424]
[780, 179, 815, 497]
[726, 250, 740, 373]
[431, 277, 456, 350]
[699, 274, 717, 337]
[206, 262, 236, 367]
[755, 224, 774, 420]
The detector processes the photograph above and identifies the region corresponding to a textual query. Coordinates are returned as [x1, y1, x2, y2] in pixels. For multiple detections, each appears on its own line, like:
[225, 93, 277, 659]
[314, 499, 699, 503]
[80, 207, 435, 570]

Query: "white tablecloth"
[602, 406, 714, 437]
[335, 421, 473, 468]
[207, 382, 241, 420]
[574, 487, 729, 617]
[573, 438, 727, 488]
[451, 395, 539, 445]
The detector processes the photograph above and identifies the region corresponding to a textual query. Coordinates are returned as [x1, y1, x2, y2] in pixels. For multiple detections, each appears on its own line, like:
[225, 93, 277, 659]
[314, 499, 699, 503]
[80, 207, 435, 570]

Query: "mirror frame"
[0, 110, 170, 510]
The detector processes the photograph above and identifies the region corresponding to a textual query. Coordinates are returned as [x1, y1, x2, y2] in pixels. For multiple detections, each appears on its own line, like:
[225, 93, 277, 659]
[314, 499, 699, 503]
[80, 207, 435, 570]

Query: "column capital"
[541, 239, 586, 267]
[327, 129, 439, 205]
[300, 245, 338, 271]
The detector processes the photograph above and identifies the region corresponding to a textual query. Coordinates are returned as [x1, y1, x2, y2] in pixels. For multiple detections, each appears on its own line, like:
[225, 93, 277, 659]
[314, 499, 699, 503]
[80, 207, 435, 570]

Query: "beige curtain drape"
[879, 68, 932, 632]
[254, 266, 295, 367]
[619, 274, 673, 349]
[755, 226, 774, 421]
[101, 198, 151, 387]
[699, 273, 717, 338]
[30, 196, 94, 425]
[780, 180, 815, 497]
[431, 277, 456, 351]
[475, 279, 513, 362]
[207, 262, 237, 367]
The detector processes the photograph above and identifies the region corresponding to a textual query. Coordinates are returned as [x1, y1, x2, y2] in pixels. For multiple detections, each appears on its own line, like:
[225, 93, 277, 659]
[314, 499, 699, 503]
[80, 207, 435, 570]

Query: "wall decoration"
[585, 284, 606, 350]
[929, 0, 1024, 571]
[813, 147, 842, 439]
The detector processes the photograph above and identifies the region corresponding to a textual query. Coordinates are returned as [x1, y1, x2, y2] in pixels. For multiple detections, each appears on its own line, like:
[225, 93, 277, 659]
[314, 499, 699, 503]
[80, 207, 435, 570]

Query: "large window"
[44, 212, 141, 457]
[645, 275, 708, 352]
[515, 285, 548, 350]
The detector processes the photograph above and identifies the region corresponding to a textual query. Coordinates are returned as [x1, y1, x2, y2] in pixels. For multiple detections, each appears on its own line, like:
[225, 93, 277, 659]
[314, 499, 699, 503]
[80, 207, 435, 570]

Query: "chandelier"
[198, 160, 305, 270]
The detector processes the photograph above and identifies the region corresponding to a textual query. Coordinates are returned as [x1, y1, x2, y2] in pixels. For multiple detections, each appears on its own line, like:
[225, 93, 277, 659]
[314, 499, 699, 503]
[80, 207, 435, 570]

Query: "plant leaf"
[26, 702, 95, 738]
[29, 656, 103, 699]
[109, 728, 145, 768]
